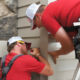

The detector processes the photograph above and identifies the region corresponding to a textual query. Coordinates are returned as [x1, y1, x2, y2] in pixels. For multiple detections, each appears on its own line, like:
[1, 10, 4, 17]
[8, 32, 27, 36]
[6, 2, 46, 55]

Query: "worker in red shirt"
[26, 0, 80, 63]
[3, 36, 53, 80]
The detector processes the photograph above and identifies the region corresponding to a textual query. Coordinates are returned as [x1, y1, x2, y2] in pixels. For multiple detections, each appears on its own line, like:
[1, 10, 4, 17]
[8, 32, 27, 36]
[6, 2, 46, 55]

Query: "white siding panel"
[18, 18, 30, 28]
[56, 70, 75, 80]
[18, 7, 27, 18]
[48, 55, 56, 80]
[56, 59, 78, 71]
[58, 51, 75, 60]
[18, 0, 40, 7]
[18, 28, 40, 37]
[40, 0, 48, 5]
[48, 55, 78, 80]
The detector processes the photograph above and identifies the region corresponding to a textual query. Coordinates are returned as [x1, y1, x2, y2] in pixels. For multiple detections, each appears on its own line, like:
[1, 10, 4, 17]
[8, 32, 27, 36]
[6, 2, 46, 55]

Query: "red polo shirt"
[5, 53, 45, 80]
[42, 0, 80, 37]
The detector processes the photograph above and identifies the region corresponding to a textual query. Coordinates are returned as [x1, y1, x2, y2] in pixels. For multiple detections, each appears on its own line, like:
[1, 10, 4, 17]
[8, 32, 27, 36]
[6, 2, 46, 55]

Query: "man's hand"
[48, 52, 59, 64]
[31, 48, 53, 76]
[31, 48, 40, 57]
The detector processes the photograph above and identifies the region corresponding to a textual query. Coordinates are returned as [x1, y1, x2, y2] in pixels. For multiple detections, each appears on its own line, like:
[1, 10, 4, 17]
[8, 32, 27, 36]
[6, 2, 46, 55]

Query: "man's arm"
[37, 55, 53, 76]
[49, 27, 74, 57]
[31, 48, 53, 76]
[55, 27, 74, 54]
[42, 14, 74, 63]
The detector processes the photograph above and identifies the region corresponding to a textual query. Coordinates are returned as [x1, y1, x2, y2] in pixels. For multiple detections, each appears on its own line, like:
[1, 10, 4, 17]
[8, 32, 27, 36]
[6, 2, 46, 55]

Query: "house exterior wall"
[0, 0, 78, 80]
[17, 0, 40, 48]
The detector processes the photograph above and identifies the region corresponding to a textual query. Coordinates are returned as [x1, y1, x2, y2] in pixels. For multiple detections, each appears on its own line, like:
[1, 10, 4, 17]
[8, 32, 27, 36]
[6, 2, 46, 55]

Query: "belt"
[63, 26, 78, 32]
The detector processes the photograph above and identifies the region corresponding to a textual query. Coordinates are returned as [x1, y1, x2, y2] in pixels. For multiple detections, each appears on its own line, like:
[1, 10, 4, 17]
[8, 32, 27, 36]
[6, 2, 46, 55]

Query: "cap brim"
[30, 20, 37, 30]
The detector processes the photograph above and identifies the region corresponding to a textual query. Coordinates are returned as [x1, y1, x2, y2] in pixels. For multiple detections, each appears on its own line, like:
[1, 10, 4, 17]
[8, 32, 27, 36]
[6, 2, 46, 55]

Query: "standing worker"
[0, 36, 53, 80]
[26, 0, 80, 63]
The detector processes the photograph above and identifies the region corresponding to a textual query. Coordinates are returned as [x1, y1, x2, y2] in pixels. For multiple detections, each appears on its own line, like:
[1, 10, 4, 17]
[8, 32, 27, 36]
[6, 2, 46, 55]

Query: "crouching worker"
[0, 36, 53, 80]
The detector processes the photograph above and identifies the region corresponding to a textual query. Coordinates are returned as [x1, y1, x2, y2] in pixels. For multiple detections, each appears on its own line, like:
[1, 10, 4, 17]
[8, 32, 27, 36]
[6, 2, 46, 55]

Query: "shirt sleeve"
[42, 14, 61, 35]
[23, 55, 45, 73]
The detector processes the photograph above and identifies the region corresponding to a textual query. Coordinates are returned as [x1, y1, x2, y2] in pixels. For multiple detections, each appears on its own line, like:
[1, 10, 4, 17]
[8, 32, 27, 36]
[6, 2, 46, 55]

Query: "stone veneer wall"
[0, 0, 18, 40]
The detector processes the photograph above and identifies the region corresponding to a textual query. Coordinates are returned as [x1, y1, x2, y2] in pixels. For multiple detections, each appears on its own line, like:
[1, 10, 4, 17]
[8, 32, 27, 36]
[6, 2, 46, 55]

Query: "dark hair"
[7, 42, 17, 52]
[37, 5, 46, 13]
